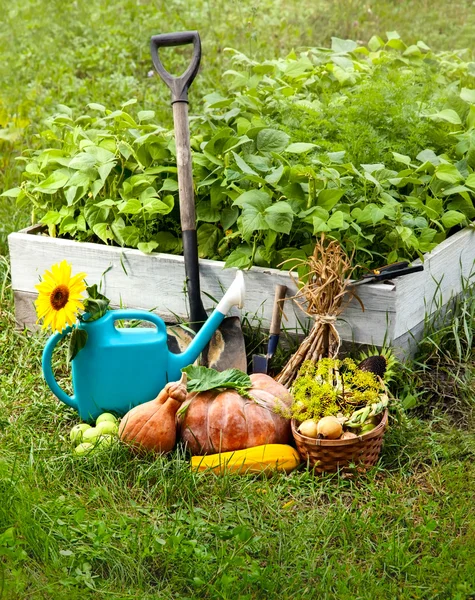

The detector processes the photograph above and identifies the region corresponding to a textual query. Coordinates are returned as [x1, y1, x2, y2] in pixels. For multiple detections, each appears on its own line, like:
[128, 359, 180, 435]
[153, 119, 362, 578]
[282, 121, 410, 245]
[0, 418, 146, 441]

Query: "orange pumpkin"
[179, 373, 293, 455]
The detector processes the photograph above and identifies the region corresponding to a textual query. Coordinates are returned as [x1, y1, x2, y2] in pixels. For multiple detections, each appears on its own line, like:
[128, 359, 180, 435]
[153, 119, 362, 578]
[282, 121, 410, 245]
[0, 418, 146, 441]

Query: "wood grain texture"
[8, 229, 396, 345]
[392, 227, 475, 338]
[12, 224, 475, 351]
[172, 102, 195, 232]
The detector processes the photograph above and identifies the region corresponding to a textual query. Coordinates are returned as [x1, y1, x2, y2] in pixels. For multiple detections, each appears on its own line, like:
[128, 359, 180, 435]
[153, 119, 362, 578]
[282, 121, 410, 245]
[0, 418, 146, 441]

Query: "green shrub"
[5, 34, 475, 271]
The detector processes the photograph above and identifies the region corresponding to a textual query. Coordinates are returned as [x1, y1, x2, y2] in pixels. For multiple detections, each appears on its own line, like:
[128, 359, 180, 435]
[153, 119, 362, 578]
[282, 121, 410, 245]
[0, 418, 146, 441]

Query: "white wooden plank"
[393, 227, 475, 338]
[7, 228, 398, 346]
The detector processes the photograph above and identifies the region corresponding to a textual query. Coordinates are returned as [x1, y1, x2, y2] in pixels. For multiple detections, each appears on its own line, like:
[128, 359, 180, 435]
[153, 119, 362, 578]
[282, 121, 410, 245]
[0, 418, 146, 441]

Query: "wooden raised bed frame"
[8, 224, 475, 358]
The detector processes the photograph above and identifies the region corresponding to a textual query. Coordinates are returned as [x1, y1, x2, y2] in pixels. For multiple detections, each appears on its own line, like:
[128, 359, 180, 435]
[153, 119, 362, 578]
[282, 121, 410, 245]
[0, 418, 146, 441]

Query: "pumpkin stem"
[179, 371, 187, 387]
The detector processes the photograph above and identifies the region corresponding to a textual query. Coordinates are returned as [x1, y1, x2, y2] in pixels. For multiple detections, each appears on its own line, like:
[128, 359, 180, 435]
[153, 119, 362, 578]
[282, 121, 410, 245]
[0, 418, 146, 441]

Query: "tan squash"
[179, 373, 293, 455]
[119, 373, 187, 454]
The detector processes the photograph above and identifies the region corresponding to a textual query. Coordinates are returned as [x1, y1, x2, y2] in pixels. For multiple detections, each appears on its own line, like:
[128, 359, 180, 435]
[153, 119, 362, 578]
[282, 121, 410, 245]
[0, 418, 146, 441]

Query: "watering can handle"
[150, 31, 201, 104]
[110, 309, 167, 334]
[42, 326, 78, 411]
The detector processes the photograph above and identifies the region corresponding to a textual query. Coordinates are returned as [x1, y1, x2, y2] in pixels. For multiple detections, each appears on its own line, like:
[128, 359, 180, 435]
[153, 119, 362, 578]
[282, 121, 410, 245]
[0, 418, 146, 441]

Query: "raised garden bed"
[8, 223, 475, 358]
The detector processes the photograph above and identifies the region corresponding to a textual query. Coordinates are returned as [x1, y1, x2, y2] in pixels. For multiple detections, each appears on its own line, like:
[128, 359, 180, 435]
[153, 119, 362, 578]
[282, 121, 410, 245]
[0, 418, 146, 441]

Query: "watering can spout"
[171, 270, 246, 371]
[215, 270, 245, 314]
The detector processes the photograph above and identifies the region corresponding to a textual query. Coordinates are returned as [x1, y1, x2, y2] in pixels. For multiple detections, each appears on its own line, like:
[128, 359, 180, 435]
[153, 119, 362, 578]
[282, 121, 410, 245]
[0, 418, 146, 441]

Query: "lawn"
[1, 1, 475, 598]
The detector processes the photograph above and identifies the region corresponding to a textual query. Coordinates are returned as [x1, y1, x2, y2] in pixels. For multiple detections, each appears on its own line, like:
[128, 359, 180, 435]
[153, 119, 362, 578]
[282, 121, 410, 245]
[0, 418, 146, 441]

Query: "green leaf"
[34, 171, 70, 193]
[69, 153, 97, 170]
[121, 226, 141, 248]
[416, 149, 439, 165]
[240, 211, 268, 239]
[67, 328, 88, 362]
[465, 173, 475, 188]
[256, 129, 290, 153]
[93, 223, 114, 244]
[59, 216, 77, 234]
[84, 199, 110, 227]
[368, 35, 384, 51]
[137, 241, 159, 253]
[233, 190, 272, 210]
[119, 199, 142, 215]
[182, 365, 252, 395]
[87, 103, 106, 112]
[285, 142, 318, 154]
[197, 224, 222, 258]
[425, 197, 443, 219]
[441, 210, 466, 228]
[313, 216, 331, 233]
[142, 195, 174, 216]
[154, 231, 182, 254]
[460, 88, 475, 104]
[81, 285, 110, 323]
[159, 179, 179, 192]
[97, 161, 116, 182]
[331, 37, 358, 54]
[40, 211, 62, 226]
[284, 57, 312, 78]
[224, 245, 252, 269]
[327, 211, 348, 230]
[265, 164, 284, 184]
[264, 201, 294, 234]
[232, 151, 257, 175]
[137, 110, 155, 121]
[435, 164, 462, 184]
[317, 188, 345, 210]
[427, 109, 462, 125]
[1, 187, 22, 198]
[442, 185, 471, 196]
[220, 206, 239, 230]
[392, 152, 411, 165]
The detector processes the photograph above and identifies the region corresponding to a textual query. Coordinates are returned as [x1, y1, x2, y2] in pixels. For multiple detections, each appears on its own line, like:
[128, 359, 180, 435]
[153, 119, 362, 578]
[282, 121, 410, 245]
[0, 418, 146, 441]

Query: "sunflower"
[35, 260, 87, 333]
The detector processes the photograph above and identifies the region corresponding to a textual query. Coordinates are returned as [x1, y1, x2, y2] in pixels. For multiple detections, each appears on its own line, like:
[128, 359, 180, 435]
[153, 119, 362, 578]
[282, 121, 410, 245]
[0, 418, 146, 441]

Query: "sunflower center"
[50, 285, 70, 310]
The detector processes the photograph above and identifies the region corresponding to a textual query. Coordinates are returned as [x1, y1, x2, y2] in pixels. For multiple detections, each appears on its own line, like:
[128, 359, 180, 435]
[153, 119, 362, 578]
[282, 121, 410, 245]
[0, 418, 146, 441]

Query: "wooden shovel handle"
[269, 285, 287, 336]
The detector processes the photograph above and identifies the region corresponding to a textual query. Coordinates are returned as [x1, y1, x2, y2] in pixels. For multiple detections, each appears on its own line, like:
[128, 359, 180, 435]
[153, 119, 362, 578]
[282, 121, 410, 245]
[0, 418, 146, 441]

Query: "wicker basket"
[291, 410, 388, 474]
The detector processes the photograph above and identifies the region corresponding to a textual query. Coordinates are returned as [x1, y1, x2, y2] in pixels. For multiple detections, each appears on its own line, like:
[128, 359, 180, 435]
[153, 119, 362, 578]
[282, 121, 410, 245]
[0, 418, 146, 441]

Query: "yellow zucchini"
[190, 444, 301, 475]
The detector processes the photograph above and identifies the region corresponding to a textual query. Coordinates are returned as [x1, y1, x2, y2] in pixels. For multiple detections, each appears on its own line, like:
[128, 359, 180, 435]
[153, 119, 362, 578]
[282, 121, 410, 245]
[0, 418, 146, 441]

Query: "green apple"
[97, 434, 114, 448]
[82, 427, 101, 444]
[96, 413, 118, 426]
[70, 423, 92, 446]
[74, 442, 95, 456]
[96, 420, 119, 436]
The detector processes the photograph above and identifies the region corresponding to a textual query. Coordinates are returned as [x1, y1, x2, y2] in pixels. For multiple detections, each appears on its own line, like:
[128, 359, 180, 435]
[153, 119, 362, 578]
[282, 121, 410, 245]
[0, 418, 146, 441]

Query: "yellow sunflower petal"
[42, 309, 55, 331]
[54, 309, 67, 333]
[35, 299, 52, 319]
[35, 261, 88, 332]
[51, 261, 70, 286]
[69, 272, 87, 289]
[35, 280, 55, 294]
[64, 306, 78, 327]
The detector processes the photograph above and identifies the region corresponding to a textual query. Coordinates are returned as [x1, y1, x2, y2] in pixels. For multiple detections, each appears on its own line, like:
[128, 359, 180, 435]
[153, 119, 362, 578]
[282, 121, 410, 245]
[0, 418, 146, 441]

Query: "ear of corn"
[190, 444, 301, 475]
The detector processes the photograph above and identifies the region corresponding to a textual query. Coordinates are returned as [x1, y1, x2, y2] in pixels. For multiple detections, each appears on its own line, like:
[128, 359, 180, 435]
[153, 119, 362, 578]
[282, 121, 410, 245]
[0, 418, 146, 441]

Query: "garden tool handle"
[150, 30, 207, 330]
[42, 326, 78, 411]
[150, 31, 202, 104]
[150, 31, 200, 230]
[267, 284, 287, 359]
[269, 285, 287, 336]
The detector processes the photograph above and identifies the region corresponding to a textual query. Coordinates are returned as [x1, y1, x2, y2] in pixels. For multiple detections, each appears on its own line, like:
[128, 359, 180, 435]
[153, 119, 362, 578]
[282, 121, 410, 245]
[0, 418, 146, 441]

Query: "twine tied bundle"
[276, 236, 361, 387]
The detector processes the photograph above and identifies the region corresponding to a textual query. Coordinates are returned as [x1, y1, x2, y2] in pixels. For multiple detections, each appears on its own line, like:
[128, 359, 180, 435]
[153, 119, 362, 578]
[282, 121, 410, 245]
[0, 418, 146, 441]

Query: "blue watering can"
[42, 271, 245, 422]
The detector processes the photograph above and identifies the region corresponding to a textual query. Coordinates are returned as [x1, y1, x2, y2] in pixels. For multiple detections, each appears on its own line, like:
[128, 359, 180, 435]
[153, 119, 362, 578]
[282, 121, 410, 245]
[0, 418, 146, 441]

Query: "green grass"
[1, 0, 475, 254]
[1, 257, 475, 599]
[1, 1, 475, 597]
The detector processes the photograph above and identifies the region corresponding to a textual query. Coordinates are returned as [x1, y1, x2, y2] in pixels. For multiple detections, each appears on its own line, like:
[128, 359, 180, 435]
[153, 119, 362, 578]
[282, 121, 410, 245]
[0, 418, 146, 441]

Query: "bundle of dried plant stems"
[276, 235, 361, 388]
